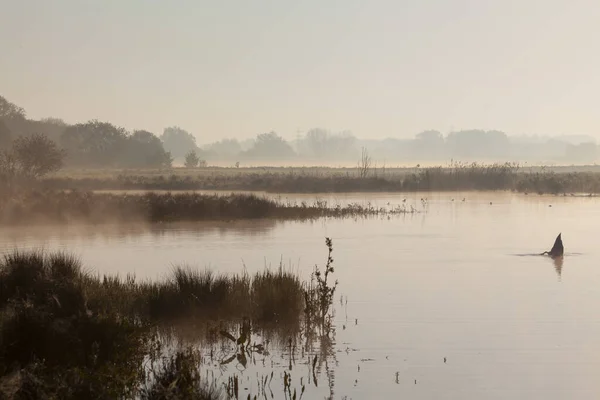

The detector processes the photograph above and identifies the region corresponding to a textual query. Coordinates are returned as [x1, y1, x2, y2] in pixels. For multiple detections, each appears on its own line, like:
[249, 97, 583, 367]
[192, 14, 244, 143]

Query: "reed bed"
[0, 190, 414, 226]
[40, 162, 600, 194]
[0, 244, 336, 399]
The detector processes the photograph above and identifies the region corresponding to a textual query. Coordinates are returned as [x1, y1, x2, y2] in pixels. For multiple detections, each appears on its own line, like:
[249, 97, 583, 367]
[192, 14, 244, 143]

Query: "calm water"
[1, 191, 600, 399]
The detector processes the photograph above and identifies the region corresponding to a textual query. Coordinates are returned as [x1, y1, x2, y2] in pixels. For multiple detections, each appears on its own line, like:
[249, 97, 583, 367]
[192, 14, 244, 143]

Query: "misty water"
[1, 191, 599, 399]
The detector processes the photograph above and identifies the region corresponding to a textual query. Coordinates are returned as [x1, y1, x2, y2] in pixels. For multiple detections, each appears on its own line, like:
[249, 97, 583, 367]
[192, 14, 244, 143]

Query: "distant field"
[40, 163, 600, 195]
[49, 163, 600, 180]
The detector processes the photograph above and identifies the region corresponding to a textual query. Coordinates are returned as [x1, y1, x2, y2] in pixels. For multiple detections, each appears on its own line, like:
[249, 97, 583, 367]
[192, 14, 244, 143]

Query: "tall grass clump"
[252, 267, 304, 324]
[0, 251, 152, 399]
[0, 243, 340, 398]
[146, 265, 304, 327]
[146, 267, 246, 321]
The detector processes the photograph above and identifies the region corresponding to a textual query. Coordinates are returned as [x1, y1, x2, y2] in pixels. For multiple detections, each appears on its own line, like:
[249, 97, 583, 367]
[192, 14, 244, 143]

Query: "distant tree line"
[1, 94, 598, 168]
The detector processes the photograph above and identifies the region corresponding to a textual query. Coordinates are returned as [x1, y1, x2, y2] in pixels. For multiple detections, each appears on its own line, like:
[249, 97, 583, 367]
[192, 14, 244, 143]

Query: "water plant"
[304, 237, 338, 337]
[0, 190, 417, 226]
[0, 244, 342, 398]
[140, 347, 222, 400]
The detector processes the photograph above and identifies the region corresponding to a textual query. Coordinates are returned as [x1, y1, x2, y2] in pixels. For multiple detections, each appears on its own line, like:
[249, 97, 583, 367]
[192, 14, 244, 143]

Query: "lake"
[1, 191, 599, 399]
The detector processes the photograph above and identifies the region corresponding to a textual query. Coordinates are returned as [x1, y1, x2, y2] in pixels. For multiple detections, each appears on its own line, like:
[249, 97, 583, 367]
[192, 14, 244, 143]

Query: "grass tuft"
[0, 243, 338, 398]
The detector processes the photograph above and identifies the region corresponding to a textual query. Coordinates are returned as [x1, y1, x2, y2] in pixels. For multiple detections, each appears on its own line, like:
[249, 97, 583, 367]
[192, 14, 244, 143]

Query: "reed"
[0, 190, 415, 226]
[0, 246, 336, 398]
[39, 162, 600, 194]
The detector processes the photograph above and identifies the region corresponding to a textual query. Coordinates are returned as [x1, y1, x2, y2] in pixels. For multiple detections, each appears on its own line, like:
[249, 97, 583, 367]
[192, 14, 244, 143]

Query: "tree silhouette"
[241, 132, 296, 160]
[12, 133, 66, 177]
[0, 95, 26, 120]
[184, 150, 200, 168]
[124, 130, 173, 168]
[0, 121, 12, 150]
[161, 126, 199, 159]
[61, 120, 128, 166]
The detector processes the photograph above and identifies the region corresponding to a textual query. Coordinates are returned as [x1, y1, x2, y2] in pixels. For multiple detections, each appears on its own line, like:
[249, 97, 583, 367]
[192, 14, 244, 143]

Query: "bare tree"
[358, 147, 372, 178]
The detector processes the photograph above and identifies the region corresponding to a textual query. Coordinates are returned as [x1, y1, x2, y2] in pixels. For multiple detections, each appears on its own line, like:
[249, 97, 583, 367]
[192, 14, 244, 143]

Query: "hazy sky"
[2, 0, 599, 142]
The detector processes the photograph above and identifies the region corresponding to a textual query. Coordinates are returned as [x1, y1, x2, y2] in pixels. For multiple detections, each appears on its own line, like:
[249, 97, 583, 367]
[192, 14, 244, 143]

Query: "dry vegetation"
[41, 162, 600, 195]
[0, 239, 339, 399]
[0, 190, 414, 226]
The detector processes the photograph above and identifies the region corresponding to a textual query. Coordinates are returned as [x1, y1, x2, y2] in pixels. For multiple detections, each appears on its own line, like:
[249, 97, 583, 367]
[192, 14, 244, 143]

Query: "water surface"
[1, 191, 599, 399]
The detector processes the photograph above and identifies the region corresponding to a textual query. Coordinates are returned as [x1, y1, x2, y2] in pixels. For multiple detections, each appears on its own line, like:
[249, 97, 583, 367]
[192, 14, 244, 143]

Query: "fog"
[2, 1, 600, 146]
[1, 95, 598, 169]
[2, 2, 600, 167]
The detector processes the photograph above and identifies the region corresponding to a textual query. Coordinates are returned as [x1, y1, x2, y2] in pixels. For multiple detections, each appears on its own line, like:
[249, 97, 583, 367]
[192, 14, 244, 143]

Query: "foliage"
[124, 130, 173, 168]
[0, 248, 319, 398]
[60, 121, 173, 168]
[184, 149, 200, 168]
[161, 126, 200, 160]
[295, 128, 358, 160]
[0, 134, 65, 196]
[204, 138, 242, 159]
[446, 129, 510, 159]
[12, 133, 66, 177]
[0, 121, 12, 150]
[0, 95, 26, 120]
[240, 132, 296, 160]
[0, 251, 152, 399]
[61, 120, 128, 166]
[304, 238, 338, 336]
[5, 95, 600, 166]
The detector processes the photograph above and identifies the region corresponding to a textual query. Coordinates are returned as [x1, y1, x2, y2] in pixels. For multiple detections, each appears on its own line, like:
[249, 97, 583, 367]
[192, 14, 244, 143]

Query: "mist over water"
[3, 2, 600, 396]
[2, 191, 599, 398]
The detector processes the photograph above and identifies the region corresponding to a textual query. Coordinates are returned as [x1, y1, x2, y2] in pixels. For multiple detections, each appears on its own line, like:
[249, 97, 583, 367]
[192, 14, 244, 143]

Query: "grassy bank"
[0, 190, 413, 226]
[0, 244, 337, 399]
[41, 162, 600, 194]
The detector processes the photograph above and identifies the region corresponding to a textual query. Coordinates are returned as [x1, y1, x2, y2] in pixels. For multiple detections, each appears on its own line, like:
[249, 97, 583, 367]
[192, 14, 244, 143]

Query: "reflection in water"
[0, 219, 282, 245]
[160, 316, 340, 399]
[1, 191, 600, 398]
[552, 256, 564, 279]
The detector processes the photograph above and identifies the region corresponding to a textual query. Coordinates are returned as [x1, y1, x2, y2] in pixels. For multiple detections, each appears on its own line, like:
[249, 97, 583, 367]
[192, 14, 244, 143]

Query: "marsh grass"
[39, 162, 600, 195]
[0, 247, 326, 398]
[0, 190, 415, 226]
[253, 267, 304, 324]
[0, 251, 152, 399]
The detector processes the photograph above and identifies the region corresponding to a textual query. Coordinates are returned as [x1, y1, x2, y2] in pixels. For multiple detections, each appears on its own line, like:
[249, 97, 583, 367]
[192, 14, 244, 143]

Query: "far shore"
[39, 163, 600, 195]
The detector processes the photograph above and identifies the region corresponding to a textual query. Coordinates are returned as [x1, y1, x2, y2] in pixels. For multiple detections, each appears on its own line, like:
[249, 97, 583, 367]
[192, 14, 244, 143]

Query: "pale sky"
[1, 0, 599, 142]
